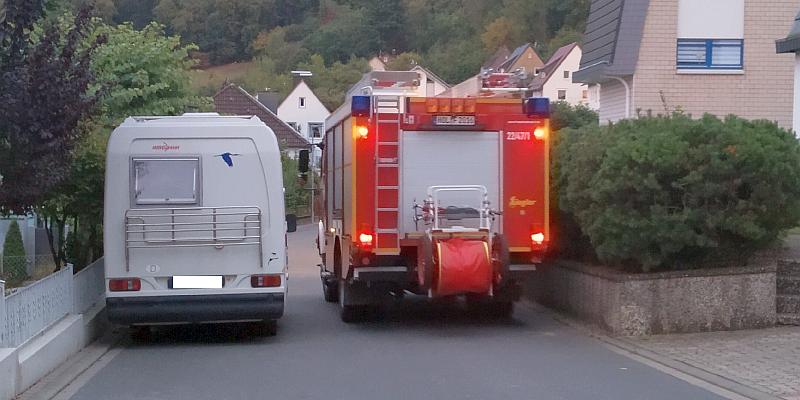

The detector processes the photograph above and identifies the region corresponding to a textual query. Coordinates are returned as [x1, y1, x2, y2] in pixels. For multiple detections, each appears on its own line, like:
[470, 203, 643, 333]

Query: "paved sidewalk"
[630, 326, 800, 400]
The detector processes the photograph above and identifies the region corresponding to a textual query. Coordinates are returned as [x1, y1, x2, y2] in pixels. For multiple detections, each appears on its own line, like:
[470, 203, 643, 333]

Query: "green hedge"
[2, 220, 27, 284]
[556, 113, 800, 271]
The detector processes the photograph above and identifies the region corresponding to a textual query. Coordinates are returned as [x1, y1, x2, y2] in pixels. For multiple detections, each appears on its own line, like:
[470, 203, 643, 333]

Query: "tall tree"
[0, 2, 105, 214]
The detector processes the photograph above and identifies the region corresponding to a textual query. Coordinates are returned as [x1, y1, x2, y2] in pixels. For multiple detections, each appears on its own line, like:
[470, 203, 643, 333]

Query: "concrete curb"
[522, 300, 784, 400]
[16, 329, 123, 400]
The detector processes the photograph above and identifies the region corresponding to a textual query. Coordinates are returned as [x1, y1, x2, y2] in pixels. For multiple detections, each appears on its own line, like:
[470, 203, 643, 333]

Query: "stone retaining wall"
[527, 261, 776, 336]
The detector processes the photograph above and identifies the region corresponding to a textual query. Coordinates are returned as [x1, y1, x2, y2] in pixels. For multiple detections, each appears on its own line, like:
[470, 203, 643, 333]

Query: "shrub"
[557, 113, 800, 271]
[2, 219, 28, 284]
[548, 102, 599, 259]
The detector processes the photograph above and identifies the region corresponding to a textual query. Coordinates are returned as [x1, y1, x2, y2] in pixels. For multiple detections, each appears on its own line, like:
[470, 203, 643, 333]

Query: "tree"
[38, 20, 211, 268]
[385, 52, 422, 71]
[304, 1, 380, 64]
[2, 220, 27, 284]
[0, 2, 105, 214]
[481, 17, 514, 51]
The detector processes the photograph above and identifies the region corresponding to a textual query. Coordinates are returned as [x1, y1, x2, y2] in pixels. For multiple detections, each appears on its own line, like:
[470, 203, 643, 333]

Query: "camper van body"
[104, 114, 287, 326]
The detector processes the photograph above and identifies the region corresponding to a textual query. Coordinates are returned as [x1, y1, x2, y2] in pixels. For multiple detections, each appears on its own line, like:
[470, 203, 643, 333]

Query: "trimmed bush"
[2, 219, 27, 283]
[557, 113, 800, 271]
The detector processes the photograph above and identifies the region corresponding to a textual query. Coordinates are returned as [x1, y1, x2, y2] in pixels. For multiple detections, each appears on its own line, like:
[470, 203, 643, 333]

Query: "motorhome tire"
[130, 325, 151, 343]
[322, 276, 338, 303]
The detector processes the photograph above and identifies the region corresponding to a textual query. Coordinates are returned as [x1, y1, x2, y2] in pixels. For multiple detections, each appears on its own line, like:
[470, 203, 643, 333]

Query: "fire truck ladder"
[374, 95, 402, 254]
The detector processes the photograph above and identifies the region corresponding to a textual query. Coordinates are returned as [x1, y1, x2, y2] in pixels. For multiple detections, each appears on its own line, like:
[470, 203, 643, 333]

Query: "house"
[574, 0, 796, 128]
[213, 84, 309, 157]
[445, 44, 545, 98]
[496, 43, 545, 75]
[483, 46, 512, 71]
[277, 79, 330, 166]
[776, 9, 800, 133]
[530, 43, 595, 108]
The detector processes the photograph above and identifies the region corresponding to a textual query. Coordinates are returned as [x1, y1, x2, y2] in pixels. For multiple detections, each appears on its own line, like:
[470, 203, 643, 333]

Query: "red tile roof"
[213, 84, 309, 149]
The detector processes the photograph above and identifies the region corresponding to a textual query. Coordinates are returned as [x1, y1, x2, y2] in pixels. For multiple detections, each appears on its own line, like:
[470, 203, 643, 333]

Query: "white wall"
[278, 81, 330, 165]
[277, 81, 330, 146]
[541, 47, 588, 107]
[411, 66, 449, 97]
[599, 77, 632, 124]
[678, 0, 744, 39]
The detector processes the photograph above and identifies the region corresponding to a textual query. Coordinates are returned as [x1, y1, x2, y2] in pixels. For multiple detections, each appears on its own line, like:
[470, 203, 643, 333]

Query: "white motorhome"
[104, 114, 292, 335]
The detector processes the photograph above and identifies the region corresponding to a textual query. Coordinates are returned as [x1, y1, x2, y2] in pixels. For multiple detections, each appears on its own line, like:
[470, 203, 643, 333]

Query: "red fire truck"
[317, 71, 550, 322]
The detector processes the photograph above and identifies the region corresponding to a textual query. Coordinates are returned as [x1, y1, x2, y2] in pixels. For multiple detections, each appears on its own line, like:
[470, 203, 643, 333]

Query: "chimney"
[290, 70, 313, 88]
[255, 90, 280, 113]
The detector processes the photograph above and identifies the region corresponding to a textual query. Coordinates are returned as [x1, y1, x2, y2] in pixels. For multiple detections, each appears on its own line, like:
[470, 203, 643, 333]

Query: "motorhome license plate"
[434, 115, 476, 126]
[172, 275, 223, 289]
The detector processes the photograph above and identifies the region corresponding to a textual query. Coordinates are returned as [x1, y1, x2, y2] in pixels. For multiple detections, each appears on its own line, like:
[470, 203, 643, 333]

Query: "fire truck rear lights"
[109, 278, 141, 292]
[531, 233, 545, 245]
[356, 125, 369, 139]
[359, 233, 374, 247]
[251, 274, 281, 288]
[534, 127, 547, 140]
[352, 95, 371, 117]
[525, 97, 551, 118]
[438, 98, 452, 113]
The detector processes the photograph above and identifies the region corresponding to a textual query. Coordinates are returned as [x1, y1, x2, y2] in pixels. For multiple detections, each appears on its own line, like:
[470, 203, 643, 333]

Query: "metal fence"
[1, 258, 105, 348]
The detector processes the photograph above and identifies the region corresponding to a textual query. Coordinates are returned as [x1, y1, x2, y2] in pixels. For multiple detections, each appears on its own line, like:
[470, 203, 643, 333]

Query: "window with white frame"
[299, 97, 306, 108]
[676, 0, 744, 71]
[132, 158, 199, 205]
[557, 90, 567, 100]
[563, 70, 570, 79]
[309, 123, 323, 139]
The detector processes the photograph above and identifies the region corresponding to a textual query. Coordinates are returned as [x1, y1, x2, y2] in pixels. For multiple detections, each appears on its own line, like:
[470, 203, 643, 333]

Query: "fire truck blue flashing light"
[525, 97, 550, 118]
[352, 95, 371, 117]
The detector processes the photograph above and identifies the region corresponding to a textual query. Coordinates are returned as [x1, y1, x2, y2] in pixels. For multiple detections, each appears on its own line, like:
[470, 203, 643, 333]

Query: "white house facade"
[530, 43, 595, 109]
[277, 80, 330, 165]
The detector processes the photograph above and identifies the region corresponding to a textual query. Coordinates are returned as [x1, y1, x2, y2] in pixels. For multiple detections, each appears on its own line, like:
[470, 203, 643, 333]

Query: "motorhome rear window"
[132, 158, 200, 205]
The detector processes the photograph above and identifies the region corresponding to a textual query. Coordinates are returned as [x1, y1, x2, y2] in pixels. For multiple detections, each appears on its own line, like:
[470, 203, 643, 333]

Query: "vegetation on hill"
[65, 0, 590, 103]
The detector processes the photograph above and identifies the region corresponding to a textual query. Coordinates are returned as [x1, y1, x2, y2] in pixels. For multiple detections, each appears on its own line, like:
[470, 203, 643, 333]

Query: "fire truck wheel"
[417, 234, 435, 290]
[488, 300, 514, 320]
[322, 276, 339, 303]
[492, 234, 510, 283]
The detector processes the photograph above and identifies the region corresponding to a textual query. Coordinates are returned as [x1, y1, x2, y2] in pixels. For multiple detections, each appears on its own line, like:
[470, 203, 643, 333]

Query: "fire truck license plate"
[434, 115, 476, 126]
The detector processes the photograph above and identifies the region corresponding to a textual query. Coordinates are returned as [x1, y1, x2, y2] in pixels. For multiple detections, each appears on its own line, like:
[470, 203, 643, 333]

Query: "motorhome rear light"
[525, 97, 551, 118]
[251, 274, 281, 288]
[533, 127, 547, 140]
[531, 233, 545, 245]
[359, 233, 374, 247]
[352, 95, 371, 117]
[356, 125, 369, 139]
[109, 278, 141, 292]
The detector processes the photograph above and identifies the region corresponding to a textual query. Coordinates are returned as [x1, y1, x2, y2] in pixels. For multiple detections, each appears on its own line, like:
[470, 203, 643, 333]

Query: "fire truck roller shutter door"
[400, 131, 500, 234]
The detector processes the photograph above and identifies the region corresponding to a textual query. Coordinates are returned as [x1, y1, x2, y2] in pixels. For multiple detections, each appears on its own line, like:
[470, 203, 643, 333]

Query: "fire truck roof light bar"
[525, 97, 551, 118]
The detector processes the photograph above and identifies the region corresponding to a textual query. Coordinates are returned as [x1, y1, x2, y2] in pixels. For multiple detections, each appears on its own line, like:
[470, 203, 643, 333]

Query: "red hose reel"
[418, 236, 494, 297]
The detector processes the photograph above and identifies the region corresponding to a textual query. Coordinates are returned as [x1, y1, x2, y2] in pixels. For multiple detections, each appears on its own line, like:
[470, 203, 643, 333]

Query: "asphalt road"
[66, 224, 727, 400]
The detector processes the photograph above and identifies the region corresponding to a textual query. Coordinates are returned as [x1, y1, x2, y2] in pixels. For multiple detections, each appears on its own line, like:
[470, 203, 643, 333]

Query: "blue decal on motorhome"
[215, 152, 241, 167]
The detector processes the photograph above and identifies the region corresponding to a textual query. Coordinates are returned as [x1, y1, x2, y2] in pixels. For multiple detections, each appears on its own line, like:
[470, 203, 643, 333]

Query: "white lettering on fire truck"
[506, 131, 531, 141]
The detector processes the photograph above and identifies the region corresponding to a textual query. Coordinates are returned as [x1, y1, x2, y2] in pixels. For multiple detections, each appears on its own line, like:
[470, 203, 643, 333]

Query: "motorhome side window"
[132, 158, 200, 205]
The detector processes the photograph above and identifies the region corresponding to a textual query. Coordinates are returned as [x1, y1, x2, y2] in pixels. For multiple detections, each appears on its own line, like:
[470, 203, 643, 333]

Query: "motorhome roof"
[122, 115, 266, 127]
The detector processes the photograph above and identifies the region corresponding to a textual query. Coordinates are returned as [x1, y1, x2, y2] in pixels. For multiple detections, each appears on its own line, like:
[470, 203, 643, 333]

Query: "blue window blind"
[677, 39, 743, 70]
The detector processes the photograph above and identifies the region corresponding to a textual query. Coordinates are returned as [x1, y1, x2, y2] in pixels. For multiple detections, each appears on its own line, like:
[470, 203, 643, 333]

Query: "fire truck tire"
[492, 234, 511, 283]
[322, 277, 338, 303]
[417, 234, 435, 290]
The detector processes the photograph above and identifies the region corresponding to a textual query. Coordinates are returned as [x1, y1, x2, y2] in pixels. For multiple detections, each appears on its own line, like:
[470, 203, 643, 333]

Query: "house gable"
[277, 80, 330, 141]
[213, 84, 309, 149]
